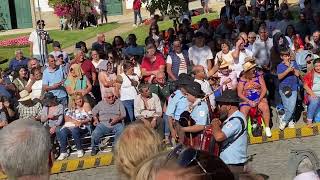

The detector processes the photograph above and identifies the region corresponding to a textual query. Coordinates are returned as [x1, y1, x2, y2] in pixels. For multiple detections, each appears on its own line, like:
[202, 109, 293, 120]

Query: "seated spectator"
[17, 90, 42, 119]
[235, 5, 252, 27]
[214, 40, 234, 70]
[303, 58, 320, 127]
[134, 83, 163, 138]
[114, 123, 163, 179]
[141, 43, 165, 83]
[107, 50, 122, 75]
[49, 41, 69, 63]
[193, 65, 215, 108]
[56, 53, 69, 78]
[188, 32, 213, 72]
[119, 61, 139, 123]
[118, 54, 142, 78]
[276, 9, 294, 34]
[180, 81, 209, 149]
[217, 60, 237, 91]
[232, 35, 253, 77]
[91, 90, 125, 155]
[197, 18, 214, 37]
[123, 34, 144, 57]
[91, 33, 112, 55]
[0, 96, 15, 122]
[237, 58, 271, 137]
[166, 39, 190, 81]
[9, 50, 29, 72]
[306, 31, 320, 55]
[64, 64, 92, 107]
[247, 32, 257, 52]
[112, 36, 125, 57]
[277, 48, 300, 130]
[98, 61, 118, 96]
[148, 24, 165, 53]
[76, 41, 90, 59]
[91, 50, 105, 69]
[27, 58, 41, 73]
[215, 16, 233, 39]
[25, 67, 43, 101]
[265, 8, 279, 36]
[56, 93, 92, 160]
[0, 69, 15, 99]
[40, 92, 64, 135]
[12, 66, 28, 93]
[42, 55, 68, 108]
[0, 120, 52, 180]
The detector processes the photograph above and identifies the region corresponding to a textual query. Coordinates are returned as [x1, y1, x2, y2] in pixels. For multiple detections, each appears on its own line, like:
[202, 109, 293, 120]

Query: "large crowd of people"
[1, 0, 320, 179]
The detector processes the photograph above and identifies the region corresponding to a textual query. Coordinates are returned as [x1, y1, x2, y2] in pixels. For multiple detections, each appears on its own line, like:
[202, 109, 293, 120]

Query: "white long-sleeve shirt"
[119, 73, 139, 101]
[134, 93, 162, 119]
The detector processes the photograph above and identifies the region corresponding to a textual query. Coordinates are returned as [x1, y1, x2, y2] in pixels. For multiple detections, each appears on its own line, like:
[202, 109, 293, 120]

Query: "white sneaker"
[57, 153, 68, 160]
[77, 150, 84, 158]
[132, 24, 137, 27]
[279, 121, 287, 131]
[265, 127, 272, 137]
[288, 121, 295, 128]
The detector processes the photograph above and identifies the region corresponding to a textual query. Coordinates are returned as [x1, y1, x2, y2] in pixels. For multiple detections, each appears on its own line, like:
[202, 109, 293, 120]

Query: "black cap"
[184, 81, 205, 98]
[215, 90, 241, 103]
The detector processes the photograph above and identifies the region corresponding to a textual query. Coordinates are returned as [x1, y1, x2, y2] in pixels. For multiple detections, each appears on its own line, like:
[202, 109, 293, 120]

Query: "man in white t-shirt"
[232, 33, 253, 77]
[166, 39, 190, 81]
[29, 20, 52, 66]
[188, 32, 213, 72]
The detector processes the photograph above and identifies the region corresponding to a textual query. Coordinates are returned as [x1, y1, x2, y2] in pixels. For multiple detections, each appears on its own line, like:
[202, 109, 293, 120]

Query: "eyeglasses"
[70, 68, 74, 71]
[248, 36, 256, 39]
[167, 144, 208, 175]
[106, 95, 114, 99]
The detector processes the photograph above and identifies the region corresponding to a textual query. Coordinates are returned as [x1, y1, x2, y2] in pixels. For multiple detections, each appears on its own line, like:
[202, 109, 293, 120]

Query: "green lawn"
[121, 12, 218, 45]
[0, 23, 120, 68]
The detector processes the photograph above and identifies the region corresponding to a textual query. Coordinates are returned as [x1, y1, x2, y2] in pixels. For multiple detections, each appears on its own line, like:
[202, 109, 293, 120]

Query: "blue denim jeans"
[56, 127, 88, 153]
[134, 9, 143, 25]
[122, 100, 135, 123]
[91, 123, 124, 150]
[279, 90, 297, 123]
[57, 96, 68, 110]
[163, 114, 170, 136]
[307, 96, 320, 120]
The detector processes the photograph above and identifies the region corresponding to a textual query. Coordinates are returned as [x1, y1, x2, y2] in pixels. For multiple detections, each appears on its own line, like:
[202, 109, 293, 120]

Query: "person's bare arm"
[181, 125, 205, 133]
[207, 59, 213, 71]
[259, 75, 267, 101]
[211, 120, 227, 142]
[166, 63, 177, 80]
[29, 42, 33, 57]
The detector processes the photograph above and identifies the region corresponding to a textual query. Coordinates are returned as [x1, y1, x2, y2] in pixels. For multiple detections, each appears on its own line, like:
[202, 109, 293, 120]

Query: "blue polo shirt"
[166, 90, 189, 121]
[220, 110, 247, 165]
[9, 57, 29, 71]
[277, 61, 299, 91]
[42, 66, 67, 99]
[191, 101, 209, 125]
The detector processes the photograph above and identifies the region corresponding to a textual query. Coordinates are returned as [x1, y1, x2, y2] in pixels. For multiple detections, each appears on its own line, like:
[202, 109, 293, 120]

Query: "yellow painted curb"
[249, 123, 320, 144]
[0, 153, 113, 179]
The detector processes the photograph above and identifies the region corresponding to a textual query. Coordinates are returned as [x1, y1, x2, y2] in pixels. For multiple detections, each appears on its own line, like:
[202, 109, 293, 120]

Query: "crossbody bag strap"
[125, 74, 139, 93]
[220, 116, 245, 152]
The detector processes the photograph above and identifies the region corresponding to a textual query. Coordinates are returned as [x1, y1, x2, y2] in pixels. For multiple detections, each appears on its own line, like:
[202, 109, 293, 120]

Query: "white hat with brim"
[18, 90, 32, 102]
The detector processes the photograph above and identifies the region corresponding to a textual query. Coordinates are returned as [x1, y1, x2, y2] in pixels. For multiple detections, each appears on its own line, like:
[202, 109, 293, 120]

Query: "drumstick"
[188, 120, 193, 146]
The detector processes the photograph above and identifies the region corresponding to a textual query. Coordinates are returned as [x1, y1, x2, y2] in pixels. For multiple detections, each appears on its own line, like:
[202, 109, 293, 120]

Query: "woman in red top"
[133, 0, 143, 26]
[141, 43, 165, 83]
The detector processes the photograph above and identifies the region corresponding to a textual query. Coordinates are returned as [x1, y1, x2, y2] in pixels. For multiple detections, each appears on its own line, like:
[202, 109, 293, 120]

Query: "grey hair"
[15, 49, 23, 55]
[0, 120, 51, 179]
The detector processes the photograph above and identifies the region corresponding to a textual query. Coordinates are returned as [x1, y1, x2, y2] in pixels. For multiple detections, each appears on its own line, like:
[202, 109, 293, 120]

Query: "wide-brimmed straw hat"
[219, 60, 229, 69]
[242, 57, 257, 72]
[18, 90, 32, 102]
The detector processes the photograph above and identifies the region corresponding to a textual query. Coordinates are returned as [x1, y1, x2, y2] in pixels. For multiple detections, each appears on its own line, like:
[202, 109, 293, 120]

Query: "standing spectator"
[119, 61, 139, 123]
[40, 92, 64, 135]
[12, 66, 28, 93]
[64, 64, 93, 107]
[247, 32, 257, 52]
[265, 9, 279, 36]
[112, 36, 126, 58]
[303, 58, 320, 127]
[232, 35, 253, 77]
[201, 0, 209, 14]
[25, 67, 43, 101]
[72, 51, 97, 85]
[252, 26, 273, 68]
[28, 20, 52, 66]
[99, 0, 108, 24]
[56, 93, 92, 160]
[276, 10, 294, 34]
[234, 5, 252, 27]
[188, 32, 213, 72]
[277, 48, 300, 130]
[17, 90, 42, 119]
[91, 90, 125, 155]
[134, 83, 164, 138]
[220, 0, 236, 20]
[0, 120, 52, 180]
[295, 12, 311, 41]
[211, 90, 247, 173]
[141, 44, 166, 83]
[42, 55, 68, 108]
[166, 39, 190, 81]
[9, 50, 29, 72]
[49, 41, 69, 63]
[91, 33, 112, 55]
[133, 0, 143, 27]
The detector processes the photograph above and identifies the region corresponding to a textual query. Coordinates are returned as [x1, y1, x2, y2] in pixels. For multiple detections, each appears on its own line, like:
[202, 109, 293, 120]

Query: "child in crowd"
[277, 48, 300, 130]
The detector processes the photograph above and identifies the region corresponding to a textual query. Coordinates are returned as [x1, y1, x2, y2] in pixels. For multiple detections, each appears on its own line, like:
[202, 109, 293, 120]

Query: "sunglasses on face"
[106, 95, 114, 99]
[167, 144, 209, 175]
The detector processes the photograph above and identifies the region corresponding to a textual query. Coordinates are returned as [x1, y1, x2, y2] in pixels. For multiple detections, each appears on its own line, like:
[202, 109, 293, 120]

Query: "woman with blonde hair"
[114, 123, 163, 179]
[64, 63, 92, 107]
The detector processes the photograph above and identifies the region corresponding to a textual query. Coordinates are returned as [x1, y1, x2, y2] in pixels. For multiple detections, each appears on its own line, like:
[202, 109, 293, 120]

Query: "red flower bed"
[0, 36, 29, 48]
